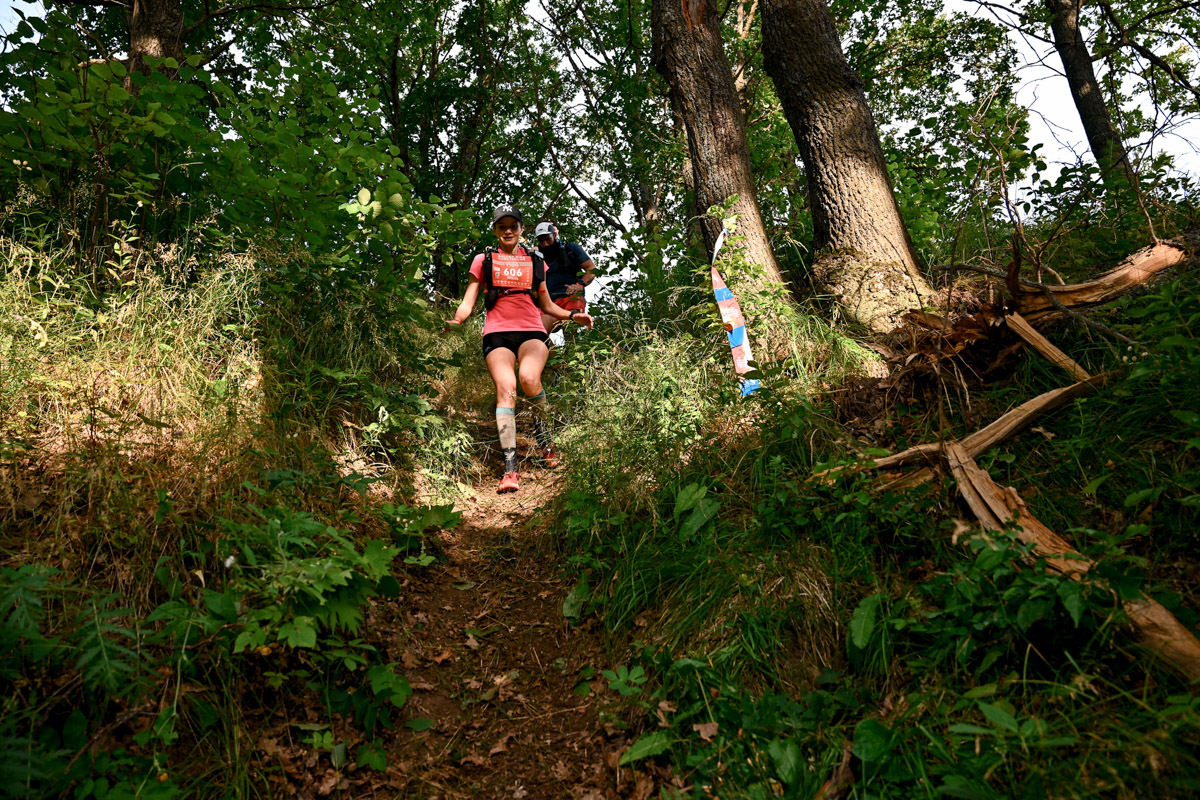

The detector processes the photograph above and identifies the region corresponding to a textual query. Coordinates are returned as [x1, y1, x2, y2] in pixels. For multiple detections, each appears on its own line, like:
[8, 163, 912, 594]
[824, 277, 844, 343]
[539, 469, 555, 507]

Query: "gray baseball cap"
[492, 204, 523, 226]
[534, 221, 556, 238]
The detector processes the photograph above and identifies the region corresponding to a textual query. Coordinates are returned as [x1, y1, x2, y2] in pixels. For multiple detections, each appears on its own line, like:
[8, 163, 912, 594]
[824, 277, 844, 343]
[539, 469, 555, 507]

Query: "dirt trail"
[373, 463, 620, 799]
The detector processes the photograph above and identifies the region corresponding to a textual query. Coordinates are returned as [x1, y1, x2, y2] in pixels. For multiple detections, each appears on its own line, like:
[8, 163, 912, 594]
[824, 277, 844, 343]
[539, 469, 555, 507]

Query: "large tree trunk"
[127, 0, 185, 77]
[651, 0, 787, 287]
[761, 0, 934, 332]
[1044, 0, 1136, 186]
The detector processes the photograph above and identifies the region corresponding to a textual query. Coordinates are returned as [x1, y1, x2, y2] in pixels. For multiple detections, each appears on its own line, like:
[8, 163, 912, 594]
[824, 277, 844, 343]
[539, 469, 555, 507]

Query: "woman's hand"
[571, 312, 594, 330]
[443, 318, 463, 333]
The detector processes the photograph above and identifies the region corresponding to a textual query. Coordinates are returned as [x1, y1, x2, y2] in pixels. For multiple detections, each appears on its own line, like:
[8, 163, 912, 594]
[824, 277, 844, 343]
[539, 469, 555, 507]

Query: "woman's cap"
[534, 221, 556, 238]
[492, 204, 523, 225]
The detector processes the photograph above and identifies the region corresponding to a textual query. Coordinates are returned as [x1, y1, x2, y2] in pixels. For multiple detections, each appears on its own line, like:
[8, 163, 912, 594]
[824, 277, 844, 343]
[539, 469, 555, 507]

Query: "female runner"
[447, 204, 593, 493]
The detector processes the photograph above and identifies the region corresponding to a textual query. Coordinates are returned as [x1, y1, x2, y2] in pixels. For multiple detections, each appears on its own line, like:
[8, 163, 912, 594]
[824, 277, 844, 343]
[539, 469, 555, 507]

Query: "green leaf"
[978, 701, 1019, 733]
[1016, 598, 1051, 630]
[619, 730, 673, 765]
[405, 717, 433, 731]
[768, 738, 801, 784]
[680, 497, 719, 540]
[357, 188, 371, 206]
[852, 719, 893, 762]
[356, 741, 387, 771]
[280, 617, 317, 649]
[1124, 486, 1164, 508]
[1082, 473, 1113, 495]
[562, 578, 589, 619]
[673, 483, 706, 520]
[849, 592, 883, 649]
[105, 84, 130, 104]
[1057, 581, 1083, 626]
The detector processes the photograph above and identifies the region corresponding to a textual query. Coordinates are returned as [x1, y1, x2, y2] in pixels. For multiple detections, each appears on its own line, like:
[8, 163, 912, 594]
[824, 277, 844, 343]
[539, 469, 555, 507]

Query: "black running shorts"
[482, 330, 550, 358]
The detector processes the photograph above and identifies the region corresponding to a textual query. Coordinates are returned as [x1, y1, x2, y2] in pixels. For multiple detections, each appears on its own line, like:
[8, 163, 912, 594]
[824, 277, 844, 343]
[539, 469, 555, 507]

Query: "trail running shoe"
[497, 472, 520, 494]
[541, 445, 560, 468]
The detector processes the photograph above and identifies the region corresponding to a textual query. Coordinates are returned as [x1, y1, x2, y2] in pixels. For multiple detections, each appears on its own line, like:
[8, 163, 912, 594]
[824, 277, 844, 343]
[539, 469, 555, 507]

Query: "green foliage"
[212, 505, 399, 652]
[556, 282, 1200, 797]
[3, 1, 1199, 797]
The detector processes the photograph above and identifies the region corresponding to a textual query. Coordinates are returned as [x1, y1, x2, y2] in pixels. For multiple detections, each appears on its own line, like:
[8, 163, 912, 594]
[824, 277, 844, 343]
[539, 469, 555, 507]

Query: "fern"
[0, 565, 59, 679]
[72, 596, 145, 698]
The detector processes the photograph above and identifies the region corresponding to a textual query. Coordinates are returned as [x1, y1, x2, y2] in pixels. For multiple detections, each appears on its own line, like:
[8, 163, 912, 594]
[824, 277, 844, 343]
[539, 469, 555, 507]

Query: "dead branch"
[943, 441, 1200, 682]
[873, 374, 1108, 473]
[1004, 312, 1092, 381]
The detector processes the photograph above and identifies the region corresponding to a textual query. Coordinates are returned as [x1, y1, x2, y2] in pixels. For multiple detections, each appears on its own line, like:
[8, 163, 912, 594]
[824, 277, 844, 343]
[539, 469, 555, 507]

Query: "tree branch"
[1096, 0, 1200, 108]
[186, 0, 339, 36]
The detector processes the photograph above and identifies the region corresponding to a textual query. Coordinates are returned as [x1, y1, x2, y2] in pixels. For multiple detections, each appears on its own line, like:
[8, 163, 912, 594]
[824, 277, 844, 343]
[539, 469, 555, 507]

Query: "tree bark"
[651, 0, 788, 286]
[1044, 0, 1136, 186]
[128, 0, 186, 77]
[761, 0, 934, 332]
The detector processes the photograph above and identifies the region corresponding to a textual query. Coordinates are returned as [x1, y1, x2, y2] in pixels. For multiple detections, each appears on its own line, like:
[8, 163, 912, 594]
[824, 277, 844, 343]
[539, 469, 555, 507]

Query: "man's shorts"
[550, 294, 586, 313]
[482, 330, 551, 359]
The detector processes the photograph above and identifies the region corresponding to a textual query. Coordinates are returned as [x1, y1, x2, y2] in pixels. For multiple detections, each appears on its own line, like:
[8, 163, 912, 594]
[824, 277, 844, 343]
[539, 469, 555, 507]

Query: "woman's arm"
[537, 282, 593, 328]
[447, 274, 482, 325]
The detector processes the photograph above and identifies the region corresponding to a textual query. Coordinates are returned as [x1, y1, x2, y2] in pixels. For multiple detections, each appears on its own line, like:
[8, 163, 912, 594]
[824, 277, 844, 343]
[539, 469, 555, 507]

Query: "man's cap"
[534, 221, 556, 238]
[492, 204, 523, 226]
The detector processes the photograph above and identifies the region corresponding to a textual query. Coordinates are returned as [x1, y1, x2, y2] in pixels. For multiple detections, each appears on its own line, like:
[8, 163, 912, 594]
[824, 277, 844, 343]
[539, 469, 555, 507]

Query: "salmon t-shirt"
[469, 250, 548, 336]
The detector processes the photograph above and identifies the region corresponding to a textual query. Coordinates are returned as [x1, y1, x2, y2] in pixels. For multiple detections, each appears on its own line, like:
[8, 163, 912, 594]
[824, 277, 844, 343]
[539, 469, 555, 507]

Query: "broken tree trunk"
[1014, 237, 1196, 322]
[944, 441, 1200, 682]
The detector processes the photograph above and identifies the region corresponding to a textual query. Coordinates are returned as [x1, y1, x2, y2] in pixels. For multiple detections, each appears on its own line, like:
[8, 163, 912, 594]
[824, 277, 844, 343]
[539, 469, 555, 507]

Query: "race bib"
[491, 252, 533, 289]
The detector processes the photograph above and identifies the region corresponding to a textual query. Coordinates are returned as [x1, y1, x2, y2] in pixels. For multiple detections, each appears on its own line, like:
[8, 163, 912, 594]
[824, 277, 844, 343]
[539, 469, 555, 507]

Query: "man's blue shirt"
[542, 241, 591, 299]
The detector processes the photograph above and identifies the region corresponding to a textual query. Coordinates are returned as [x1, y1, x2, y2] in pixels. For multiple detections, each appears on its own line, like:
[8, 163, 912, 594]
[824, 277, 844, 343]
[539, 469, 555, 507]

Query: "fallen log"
[944, 440, 1200, 682]
[1014, 237, 1197, 322]
[1004, 312, 1091, 381]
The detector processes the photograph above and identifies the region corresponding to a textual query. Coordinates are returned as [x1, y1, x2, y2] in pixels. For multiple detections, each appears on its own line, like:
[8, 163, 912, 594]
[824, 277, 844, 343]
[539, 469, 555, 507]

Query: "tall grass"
[0, 221, 465, 795]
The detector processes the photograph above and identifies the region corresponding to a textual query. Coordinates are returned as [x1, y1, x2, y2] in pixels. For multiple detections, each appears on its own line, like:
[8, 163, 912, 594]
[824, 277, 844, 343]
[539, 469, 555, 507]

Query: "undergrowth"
[551, 270, 1200, 798]
[0, 223, 465, 797]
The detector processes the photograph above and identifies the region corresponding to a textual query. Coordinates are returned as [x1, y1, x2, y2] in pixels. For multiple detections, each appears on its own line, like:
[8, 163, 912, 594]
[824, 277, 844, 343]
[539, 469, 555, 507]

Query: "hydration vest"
[481, 244, 546, 311]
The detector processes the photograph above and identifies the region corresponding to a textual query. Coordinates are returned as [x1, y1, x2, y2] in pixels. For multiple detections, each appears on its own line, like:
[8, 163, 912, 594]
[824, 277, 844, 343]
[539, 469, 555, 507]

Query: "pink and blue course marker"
[710, 229, 760, 397]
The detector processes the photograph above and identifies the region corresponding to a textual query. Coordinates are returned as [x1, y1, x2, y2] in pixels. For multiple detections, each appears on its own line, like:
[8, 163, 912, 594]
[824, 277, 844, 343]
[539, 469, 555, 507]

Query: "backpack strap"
[525, 244, 546, 288]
